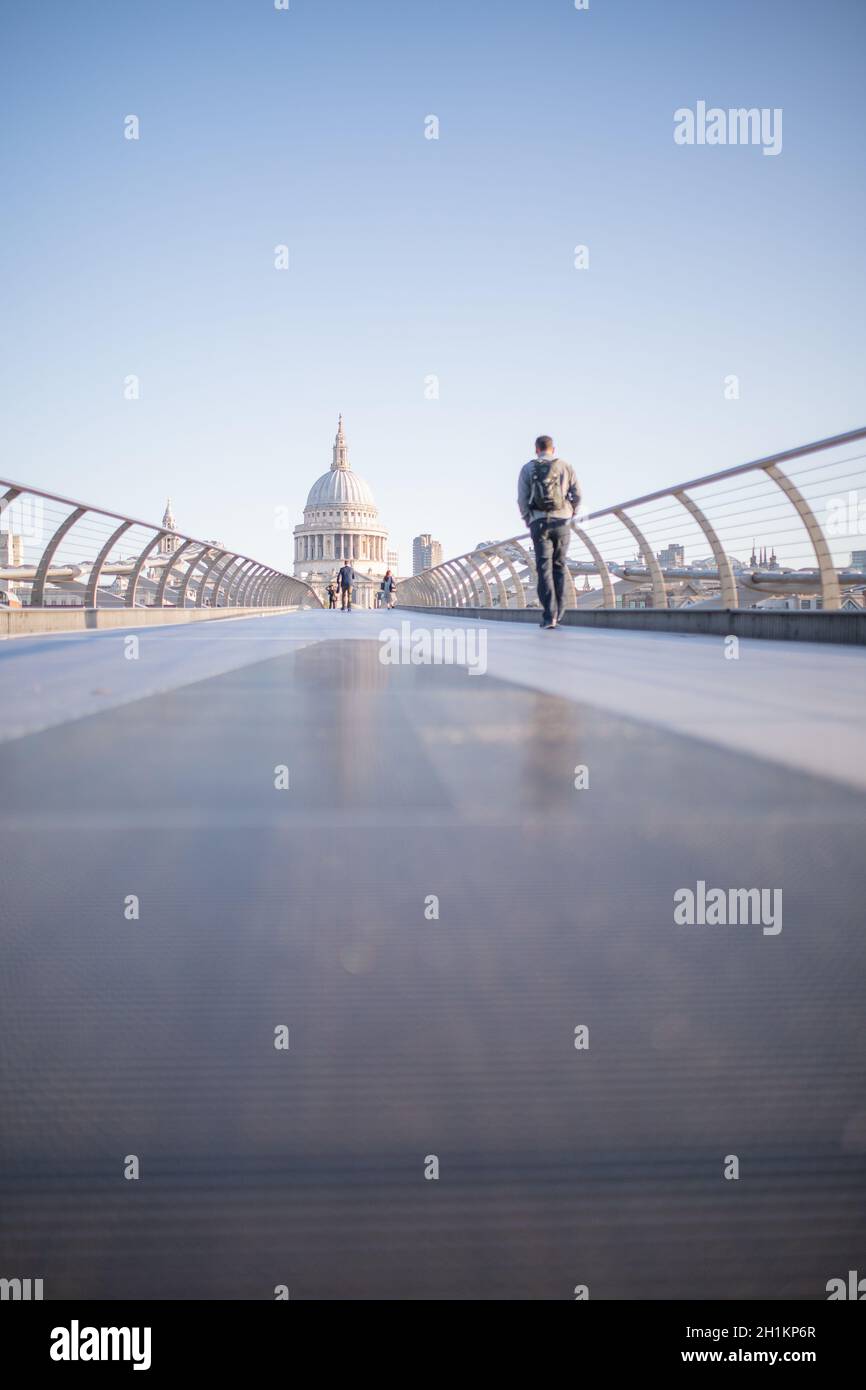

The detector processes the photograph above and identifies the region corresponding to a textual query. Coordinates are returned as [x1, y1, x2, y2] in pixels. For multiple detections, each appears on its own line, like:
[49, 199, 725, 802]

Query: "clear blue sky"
[1, 0, 864, 570]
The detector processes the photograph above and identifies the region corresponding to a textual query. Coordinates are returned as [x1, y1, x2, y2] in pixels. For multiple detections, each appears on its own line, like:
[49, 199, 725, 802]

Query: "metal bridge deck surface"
[0, 616, 864, 1298]
[3, 609, 866, 790]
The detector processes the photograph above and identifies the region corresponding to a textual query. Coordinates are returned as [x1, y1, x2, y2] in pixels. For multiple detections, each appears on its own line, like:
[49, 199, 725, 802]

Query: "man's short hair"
[535, 435, 554, 454]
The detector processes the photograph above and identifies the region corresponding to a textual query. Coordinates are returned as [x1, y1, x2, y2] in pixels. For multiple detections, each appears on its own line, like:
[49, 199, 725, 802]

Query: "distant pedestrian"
[337, 561, 355, 611]
[517, 435, 581, 629]
[327, 581, 337, 609]
[380, 570, 396, 610]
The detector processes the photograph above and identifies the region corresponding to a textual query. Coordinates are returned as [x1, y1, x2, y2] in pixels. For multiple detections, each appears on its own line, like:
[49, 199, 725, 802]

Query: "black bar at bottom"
[3, 1299, 861, 1376]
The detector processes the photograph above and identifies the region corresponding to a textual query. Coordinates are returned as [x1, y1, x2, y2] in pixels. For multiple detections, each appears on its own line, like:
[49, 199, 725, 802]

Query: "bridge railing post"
[764, 464, 843, 610]
[438, 561, 465, 606]
[488, 545, 526, 608]
[30, 507, 88, 608]
[570, 524, 616, 608]
[86, 520, 134, 607]
[177, 547, 214, 608]
[126, 531, 170, 607]
[194, 550, 230, 608]
[461, 553, 493, 607]
[476, 549, 508, 608]
[612, 509, 668, 608]
[204, 552, 239, 609]
[226, 558, 255, 607]
[673, 490, 738, 609]
[154, 536, 196, 608]
[237, 562, 264, 607]
[438, 565, 460, 606]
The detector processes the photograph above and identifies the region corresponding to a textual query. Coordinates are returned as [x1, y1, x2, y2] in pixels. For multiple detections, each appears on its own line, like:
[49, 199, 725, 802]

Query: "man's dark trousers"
[340, 585, 352, 611]
[530, 516, 570, 624]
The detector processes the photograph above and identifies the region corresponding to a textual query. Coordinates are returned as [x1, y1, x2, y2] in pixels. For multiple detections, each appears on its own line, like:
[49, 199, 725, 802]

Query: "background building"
[0, 531, 24, 568]
[413, 533, 443, 575]
[293, 417, 389, 607]
[657, 542, 685, 568]
[748, 542, 779, 569]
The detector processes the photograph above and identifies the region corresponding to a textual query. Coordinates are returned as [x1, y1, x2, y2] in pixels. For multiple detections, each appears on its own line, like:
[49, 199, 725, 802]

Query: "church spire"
[331, 414, 349, 471]
[159, 497, 178, 556]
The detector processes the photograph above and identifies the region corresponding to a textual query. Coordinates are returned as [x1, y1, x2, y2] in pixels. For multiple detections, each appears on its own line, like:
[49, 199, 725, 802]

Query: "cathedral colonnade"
[294, 532, 387, 564]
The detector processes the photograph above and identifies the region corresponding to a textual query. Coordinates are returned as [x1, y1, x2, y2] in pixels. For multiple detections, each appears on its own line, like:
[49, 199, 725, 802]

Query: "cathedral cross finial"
[332, 414, 349, 470]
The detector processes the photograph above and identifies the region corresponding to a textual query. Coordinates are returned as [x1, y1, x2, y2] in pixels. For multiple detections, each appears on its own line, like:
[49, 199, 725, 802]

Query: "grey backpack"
[528, 458, 566, 512]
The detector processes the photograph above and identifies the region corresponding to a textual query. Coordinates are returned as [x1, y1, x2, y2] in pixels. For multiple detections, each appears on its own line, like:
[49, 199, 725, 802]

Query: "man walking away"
[337, 561, 355, 611]
[518, 435, 581, 629]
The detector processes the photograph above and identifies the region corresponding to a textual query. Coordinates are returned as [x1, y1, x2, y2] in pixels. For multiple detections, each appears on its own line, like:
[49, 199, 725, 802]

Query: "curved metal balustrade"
[0, 479, 321, 611]
[400, 428, 866, 614]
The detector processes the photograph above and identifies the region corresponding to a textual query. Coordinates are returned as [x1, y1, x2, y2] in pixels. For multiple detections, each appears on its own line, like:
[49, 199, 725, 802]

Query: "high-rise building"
[387, 550, 399, 572]
[850, 550, 866, 570]
[412, 534, 430, 574]
[413, 533, 443, 574]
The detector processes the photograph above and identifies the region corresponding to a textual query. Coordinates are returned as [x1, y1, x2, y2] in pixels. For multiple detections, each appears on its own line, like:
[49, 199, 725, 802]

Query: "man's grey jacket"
[518, 457, 581, 527]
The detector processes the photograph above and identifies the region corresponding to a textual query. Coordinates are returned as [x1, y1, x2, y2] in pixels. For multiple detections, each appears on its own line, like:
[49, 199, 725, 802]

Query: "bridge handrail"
[0, 476, 321, 611]
[401, 427, 866, 614]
